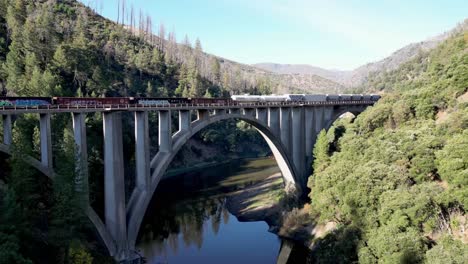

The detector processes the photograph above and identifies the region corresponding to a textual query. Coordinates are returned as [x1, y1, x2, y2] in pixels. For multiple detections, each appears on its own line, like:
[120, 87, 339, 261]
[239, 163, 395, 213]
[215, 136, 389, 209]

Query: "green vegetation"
[307, 29, 467, 262]
[0, 1, 272, 262]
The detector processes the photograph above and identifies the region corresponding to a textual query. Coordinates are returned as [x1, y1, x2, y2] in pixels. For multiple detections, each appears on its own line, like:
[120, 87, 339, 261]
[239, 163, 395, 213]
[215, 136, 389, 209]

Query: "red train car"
[53, 97, 130, 107]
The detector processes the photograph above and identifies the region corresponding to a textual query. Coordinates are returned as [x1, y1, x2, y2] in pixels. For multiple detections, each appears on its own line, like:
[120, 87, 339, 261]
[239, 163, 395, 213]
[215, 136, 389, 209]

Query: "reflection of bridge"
[0, 99, 376, 262]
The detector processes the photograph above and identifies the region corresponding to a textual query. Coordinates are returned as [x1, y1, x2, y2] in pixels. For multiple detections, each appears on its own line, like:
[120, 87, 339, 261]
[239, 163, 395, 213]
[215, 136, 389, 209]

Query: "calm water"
[136, 158, 307, 264]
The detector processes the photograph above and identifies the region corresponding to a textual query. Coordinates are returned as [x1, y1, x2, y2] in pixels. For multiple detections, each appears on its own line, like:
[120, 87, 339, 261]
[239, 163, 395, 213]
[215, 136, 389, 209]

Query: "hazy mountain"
[254, 19, 468, 88]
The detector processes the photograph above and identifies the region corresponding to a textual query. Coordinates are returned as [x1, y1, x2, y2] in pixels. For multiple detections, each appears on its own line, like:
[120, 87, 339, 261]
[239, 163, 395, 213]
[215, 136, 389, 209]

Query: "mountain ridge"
[253, 19, 468, 88]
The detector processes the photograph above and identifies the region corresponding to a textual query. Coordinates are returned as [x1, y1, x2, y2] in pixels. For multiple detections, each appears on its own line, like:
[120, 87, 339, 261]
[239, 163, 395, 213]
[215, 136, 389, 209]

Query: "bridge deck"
[0, 100, 375, 114]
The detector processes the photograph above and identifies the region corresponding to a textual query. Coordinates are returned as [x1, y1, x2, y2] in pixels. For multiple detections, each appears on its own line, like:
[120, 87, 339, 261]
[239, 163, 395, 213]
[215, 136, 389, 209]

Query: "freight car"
[0, 97, 52, 107]
[53, 97, 130, 106]
[304, 94, 327, 102]
[135, 97, 191, 106]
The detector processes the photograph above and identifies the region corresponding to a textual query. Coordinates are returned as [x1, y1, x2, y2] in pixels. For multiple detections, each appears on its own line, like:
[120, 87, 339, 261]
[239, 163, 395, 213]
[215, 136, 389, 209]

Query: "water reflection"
[136, 158, 308, 264]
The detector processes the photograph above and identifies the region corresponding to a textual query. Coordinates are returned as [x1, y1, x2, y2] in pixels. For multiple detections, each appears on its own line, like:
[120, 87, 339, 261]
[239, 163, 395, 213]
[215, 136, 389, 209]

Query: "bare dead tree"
[117, 0, 120, 24]
[130, 3, 134, 35]
[158, 23, 166, 52]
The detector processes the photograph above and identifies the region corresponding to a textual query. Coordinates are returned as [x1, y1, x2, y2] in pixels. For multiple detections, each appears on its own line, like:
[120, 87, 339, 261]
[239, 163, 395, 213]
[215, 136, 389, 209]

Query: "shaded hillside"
[254, 19, 468, 89]
[306, 25, 467, 263]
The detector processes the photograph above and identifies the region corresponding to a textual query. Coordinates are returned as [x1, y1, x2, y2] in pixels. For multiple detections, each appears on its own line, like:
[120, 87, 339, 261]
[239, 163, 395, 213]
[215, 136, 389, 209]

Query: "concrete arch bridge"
[0, 98, 376, 261]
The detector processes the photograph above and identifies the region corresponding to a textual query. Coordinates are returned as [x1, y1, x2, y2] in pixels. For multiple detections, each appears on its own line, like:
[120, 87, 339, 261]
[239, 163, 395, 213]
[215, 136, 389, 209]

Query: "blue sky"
[84, 0, 467, 70]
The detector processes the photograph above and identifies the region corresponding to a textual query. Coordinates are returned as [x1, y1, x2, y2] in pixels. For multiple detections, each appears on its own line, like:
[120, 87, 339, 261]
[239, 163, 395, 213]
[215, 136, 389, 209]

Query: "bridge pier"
[2, 114, 12, 145]
[135, 111, 150, 192]
[103, 112, 129, 261]
[268, 108, 280, 137]
[159, 110, 172, 153]
[280, 107, 291, 154]
[40, 113, 52, 168]
[291, 107, 305, 186]
[304, 108, 316, 168]
[178, 110, 191, 133]
[72, 113, 89, 204]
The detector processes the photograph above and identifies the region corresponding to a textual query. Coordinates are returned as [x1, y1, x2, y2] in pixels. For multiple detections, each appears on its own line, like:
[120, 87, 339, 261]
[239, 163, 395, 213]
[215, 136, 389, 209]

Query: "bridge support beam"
[179, 110, 191, 133]
[40, 113, 52, 168]
[268, 108, 280, 137]
[291, 107, 305, 187]
[135, 111, 150, 192]
[72, 113, 89, 205]
[2, 114, 12, 145]
[280, 107, 291, 153]
[159, 110, 172, 153]
[304, 107, 316, 169]
[103, 112, 128, 260]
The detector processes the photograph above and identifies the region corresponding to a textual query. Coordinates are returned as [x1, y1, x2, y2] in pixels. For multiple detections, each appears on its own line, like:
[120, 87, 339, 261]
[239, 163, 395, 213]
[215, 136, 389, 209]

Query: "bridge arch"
[126, 112, 297, 248]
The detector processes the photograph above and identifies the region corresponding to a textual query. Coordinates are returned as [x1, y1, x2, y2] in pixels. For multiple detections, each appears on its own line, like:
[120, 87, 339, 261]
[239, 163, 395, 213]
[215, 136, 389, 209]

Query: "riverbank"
[225, 172, 336, 250]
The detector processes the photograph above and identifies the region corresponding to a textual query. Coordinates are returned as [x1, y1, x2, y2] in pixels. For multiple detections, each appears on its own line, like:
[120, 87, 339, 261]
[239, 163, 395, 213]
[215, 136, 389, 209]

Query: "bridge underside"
[0, 103, 371, 262]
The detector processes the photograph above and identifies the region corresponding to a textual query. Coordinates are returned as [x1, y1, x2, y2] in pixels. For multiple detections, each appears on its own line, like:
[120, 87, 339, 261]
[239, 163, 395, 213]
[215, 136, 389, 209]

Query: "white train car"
[231, 95, 262, 102]
[261, 95, 288, 102]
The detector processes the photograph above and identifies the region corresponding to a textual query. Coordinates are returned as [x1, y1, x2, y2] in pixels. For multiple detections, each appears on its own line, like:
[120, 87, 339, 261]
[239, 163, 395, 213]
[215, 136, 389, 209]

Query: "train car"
[54, 97, 130, 106]
[135, 97, 191, 106]
[370, 94, 381, 101]
[304, 94, 327, 102]
[0, 97, 52, 107]
[326, 94, 340, 101]
[351, 94, 363, 100]
[231, 95, 262, 102]
[362, 95, 372, 101]
[261, 95, 288, 102]
[191, 98, 231, 105]
[285, 94, 305, 102]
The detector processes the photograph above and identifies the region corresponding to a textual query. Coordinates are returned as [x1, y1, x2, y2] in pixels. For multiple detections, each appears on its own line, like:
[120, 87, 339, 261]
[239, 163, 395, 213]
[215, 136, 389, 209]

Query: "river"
[136, 158, 310, 264]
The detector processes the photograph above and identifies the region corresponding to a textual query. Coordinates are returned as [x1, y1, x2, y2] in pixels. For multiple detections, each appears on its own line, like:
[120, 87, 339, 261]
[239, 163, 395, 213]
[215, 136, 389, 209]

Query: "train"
[0, 94, 381, 108]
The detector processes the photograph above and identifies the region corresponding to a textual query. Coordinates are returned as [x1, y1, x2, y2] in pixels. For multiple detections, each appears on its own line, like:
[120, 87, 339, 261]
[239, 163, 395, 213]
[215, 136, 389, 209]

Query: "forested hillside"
[306, 27, 467, 263]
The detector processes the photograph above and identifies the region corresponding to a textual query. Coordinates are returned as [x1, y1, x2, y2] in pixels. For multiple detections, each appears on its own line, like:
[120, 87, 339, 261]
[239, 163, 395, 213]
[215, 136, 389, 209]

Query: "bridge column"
[2, 115, 12, 145]
[159, 110, 172, 153]
[103, 112, 128, 260]
[197, 109, 209, 121]
[280, 107, 291, 153]
[40, 113, 52, 168]
[304, 107, 316, 168]
[256, 108, 268, 125]
[291, 107, 305, 186]
[135, 111, 150, 192]
[268, 108, 280, 137]
[72, 113, 89, 205]
[314, 107, 325, 135]
[179, 110, 191, 132]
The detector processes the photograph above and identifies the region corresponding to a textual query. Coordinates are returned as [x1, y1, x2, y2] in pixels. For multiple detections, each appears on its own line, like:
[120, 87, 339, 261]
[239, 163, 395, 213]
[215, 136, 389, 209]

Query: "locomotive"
[0, 94, 380, 108]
